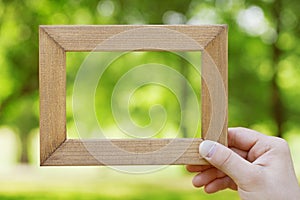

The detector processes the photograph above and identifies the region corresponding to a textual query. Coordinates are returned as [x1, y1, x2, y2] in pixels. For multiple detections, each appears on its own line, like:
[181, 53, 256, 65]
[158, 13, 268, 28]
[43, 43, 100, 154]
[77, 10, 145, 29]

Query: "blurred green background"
[0, 0, 300, 199]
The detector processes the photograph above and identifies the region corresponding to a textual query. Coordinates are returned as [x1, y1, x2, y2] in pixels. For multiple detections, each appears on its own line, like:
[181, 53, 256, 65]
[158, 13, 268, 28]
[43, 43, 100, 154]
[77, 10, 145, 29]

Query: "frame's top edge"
[39, 24, 228, 28]
[39, 24, 227, 51]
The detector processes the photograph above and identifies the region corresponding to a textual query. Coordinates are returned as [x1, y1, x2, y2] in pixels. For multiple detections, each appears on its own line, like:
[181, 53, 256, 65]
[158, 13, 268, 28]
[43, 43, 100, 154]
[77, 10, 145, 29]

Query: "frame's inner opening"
[66, 51, 202, 139]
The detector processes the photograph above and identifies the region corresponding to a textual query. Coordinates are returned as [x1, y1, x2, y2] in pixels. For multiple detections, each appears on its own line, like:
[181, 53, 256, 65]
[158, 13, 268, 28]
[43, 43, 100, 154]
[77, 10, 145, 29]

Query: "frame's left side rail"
[39, 27, 67, 165]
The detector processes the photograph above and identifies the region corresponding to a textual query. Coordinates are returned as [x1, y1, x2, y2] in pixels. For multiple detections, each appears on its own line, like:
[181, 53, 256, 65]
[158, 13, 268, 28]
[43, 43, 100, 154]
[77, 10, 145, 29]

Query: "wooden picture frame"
[39, 25, 228, 166]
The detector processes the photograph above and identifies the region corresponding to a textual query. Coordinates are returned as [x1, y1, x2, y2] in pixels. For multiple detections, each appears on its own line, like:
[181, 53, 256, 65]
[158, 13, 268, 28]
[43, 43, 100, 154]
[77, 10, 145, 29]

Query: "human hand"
[186, 127, 300, 200]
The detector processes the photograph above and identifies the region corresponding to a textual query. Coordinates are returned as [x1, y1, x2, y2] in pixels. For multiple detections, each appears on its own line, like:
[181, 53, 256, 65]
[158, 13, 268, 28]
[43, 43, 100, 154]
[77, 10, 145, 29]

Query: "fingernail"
[199, 140, 217, 158]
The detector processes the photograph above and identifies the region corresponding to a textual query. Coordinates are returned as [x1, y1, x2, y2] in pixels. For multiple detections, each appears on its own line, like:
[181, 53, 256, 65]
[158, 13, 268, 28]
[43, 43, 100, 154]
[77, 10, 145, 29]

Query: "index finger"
[228, 127, 268, 151]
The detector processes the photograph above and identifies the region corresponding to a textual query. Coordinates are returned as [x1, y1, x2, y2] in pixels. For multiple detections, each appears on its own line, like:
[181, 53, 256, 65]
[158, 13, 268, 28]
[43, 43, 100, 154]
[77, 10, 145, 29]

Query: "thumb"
[199, 140, 253, 183]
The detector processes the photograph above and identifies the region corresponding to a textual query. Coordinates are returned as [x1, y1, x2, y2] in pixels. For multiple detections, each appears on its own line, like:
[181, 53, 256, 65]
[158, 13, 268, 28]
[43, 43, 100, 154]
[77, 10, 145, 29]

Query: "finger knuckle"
[218, 150, 233, 170]
[272, 137, 290, 152]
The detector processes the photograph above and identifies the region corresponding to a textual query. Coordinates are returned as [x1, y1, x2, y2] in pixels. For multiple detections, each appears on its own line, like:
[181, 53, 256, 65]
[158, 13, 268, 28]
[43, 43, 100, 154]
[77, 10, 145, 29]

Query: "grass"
[0, 165, 240, 200]
[0, 187, 239, 200]
[0, 191, 239, 200]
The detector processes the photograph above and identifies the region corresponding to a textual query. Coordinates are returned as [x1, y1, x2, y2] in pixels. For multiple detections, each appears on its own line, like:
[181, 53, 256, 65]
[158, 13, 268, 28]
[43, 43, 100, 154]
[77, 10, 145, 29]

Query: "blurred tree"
[224, 0, 300, 137]
[0, 1, 39, 163]
[268, 0, 300, 138]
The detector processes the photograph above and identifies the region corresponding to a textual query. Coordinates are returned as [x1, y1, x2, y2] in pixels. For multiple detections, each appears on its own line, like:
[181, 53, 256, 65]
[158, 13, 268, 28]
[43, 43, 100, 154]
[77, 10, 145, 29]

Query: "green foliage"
[0, 0, 300, 163]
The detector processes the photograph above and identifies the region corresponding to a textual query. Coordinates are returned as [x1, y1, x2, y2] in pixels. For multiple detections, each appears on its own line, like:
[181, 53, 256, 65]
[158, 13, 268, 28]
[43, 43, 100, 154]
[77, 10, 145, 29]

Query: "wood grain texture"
[39, 27, 66, 164]
[39, 25, 228, 166]
[42, 139, 207, 166]
[40, 25, 226, 52]
[201, 26, 228, 145]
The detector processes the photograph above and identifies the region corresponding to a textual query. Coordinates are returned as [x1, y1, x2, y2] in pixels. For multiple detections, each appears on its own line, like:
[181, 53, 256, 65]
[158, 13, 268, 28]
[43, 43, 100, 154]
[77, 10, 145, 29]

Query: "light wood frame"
[39, 25, 228, 166]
